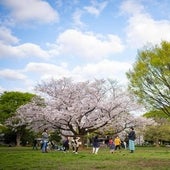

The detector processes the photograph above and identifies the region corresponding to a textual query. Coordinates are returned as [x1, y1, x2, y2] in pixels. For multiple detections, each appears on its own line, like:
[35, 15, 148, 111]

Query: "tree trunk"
[79, 135, 88, 148]
[155, 138, 160, 147]
[16, 132, 21, 146]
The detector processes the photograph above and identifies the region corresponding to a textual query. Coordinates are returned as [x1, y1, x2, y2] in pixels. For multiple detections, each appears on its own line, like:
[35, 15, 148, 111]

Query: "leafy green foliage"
[126, 41, 170, 117]
[3, 128, 16, 145]
[0, 91, 36, 146]
[3, 127, 36, 146]
[144, 124, 170, 144]
[49, 130, 62, 143]
[0, 91, 35, 123]
[144, 109, 170, 121]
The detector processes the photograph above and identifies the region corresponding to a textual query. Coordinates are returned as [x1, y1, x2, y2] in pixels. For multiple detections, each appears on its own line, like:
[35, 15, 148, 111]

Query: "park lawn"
[0, 146, 170, 170]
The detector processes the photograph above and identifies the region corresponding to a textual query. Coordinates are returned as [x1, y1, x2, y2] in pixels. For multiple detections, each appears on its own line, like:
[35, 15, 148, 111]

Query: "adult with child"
[128, 127, 136, 153]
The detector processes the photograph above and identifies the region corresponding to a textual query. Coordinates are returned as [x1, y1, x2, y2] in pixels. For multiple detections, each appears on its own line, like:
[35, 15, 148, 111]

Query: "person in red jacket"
[108, 137, 115, 153]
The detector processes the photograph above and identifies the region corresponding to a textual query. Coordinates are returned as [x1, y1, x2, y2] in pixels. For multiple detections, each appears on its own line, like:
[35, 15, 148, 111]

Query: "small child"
[108, 138, 115, 153]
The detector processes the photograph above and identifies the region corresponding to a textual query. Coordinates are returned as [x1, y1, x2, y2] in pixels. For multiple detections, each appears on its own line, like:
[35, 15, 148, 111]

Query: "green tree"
[144, 109, 170, 123]
[144, 124, 170, 146]
[0, 91, 35, 123]
[50, 130, 62, 144]
[126, 41, 170, 117]
[0, 91, 35, 146]
[3, 127, 35, 146]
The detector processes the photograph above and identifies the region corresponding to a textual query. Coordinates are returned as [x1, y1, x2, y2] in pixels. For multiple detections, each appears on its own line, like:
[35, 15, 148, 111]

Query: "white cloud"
[72, 1, 108, 28]
[72, 59, 131, 84]
[24, 62, 71, 81]
[0, 42, 50, 59]
[126, 14, 170, 47]
[84, 0, 108, 16]
[0, 58, 131, 92]
[25, 62, 69, 74]
[120, 0, 144, 16]
[24, 59, 131, 85]
[121, 0, 170, 47]
[72, 9, 86, 28]
[0, 69, 26, 80]
[0, 28, 124, 61]
[0, 86, 5, 93]
[1, 0, 59, 23]
[49, 29, 124, 60]
[0, 26, 19, 44]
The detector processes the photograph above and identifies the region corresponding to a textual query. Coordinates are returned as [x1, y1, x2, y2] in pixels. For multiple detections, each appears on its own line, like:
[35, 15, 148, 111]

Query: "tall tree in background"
[18, 78, 139, 144]
[0, 91, 35, 123]
[126, 41, 170, 117]
[0, 91, 35, 146]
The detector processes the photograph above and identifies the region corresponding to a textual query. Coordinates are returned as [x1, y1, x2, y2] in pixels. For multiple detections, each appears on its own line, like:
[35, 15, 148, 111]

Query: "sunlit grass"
[0, 146, 170, 170]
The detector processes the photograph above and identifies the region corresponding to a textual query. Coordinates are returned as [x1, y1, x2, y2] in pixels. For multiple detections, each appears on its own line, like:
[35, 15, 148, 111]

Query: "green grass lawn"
[0, 146, 170, 170]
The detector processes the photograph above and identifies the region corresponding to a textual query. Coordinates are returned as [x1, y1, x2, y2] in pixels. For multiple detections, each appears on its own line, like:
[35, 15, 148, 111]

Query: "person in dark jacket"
[32, 138, 38, 150]
[92, 135, 100, 154]
[128, 127, 136, 153]
[63, 137, 69, 152]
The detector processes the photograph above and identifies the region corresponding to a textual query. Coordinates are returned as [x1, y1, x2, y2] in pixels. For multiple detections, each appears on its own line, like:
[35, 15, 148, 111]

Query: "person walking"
[128, 127, 136, 153]
[41, 128, 49, 153]
[92, 135, 100, 154]
[114, 136, 121, 150]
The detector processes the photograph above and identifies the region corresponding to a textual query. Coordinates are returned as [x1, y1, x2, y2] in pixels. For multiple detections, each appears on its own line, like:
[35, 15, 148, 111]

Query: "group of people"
[108, 127, 136, 153]
[38, 128, 81, 154]
[63, 136, 80, 154]
[39, 127, 136, 154]
[92, 127, 136, 154]
[111, 127, 136, 153]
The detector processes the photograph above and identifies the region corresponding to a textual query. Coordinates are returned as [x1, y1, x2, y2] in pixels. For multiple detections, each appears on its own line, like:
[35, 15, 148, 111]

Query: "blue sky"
[0, 0, 170, 93]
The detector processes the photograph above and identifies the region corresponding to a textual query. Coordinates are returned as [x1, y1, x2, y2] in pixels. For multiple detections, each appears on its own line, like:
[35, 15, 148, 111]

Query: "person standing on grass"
[41, 128, 49, 153]
[92, 135, 100, 154]
[32, 138, 38, 150]
[71, 137, 80, 154]
[105, 136, 109, 148]
[128, 127, 136, 153]
[63, 137, 69, 152]
[124, 135, 129, 149]
[123, 140, 127, 149]
[114, 136, 121, 150]
[108, 137, 115, 153]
